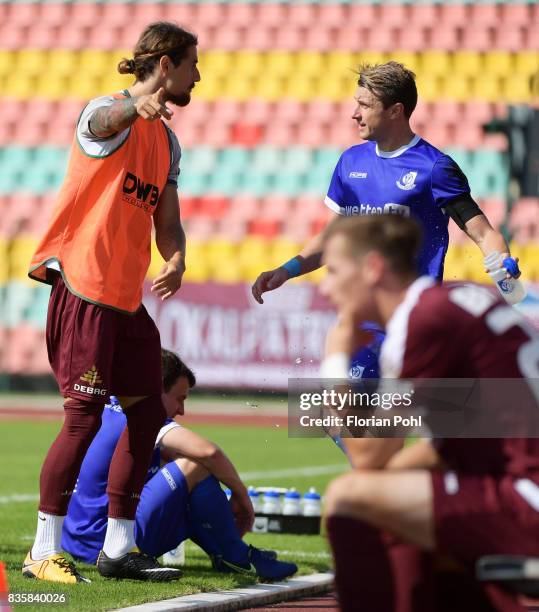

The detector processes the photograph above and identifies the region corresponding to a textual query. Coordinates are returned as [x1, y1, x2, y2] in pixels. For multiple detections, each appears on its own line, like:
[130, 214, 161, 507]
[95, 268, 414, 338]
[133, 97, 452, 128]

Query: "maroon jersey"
[381, 276, 539, 477]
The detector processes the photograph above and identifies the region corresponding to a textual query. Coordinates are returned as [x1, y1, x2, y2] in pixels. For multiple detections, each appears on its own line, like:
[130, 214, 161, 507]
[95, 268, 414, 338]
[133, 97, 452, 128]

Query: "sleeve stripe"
[324, 195, 345, 215]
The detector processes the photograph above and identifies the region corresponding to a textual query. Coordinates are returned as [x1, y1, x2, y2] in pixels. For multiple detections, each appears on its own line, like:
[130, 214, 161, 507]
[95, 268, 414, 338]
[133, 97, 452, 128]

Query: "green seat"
[282, 147, 312, 173]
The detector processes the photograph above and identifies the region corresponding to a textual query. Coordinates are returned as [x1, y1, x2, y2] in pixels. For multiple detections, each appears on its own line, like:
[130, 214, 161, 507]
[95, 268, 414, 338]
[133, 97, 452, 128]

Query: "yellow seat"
[0, 51, 14, 78]
[206, 239, 242, 283]
[78, 50, 111, 78]
[48, 50, 79, 78]
[325, 77, 352, 102]
[472, 75, 502, 102]
[516, 244, 539, 283]
[190, 74, 223, 101]
[269, 239, 301, 270]
[326, 52, 356, 80]
[441, 75, 472, 102]
[252, 75, 284, 101]
[35, 74, 70, 100]
[10, 237, 38, 281]
[515, 51, 539, 78]
[234, 51, 264, 78]
[4, 74, 35, 99]
[388, 52, 420, 74]
[484, 51, 514, 78]
[68, 75, 102, 100]
[199, 51, 232, 78]
[452, 51, 483, 78]
[296, 51, 325, 77]
[420, 51, 451, 77]
[221, 75, 254, 101]
[443, 246, 464, 282]
[415, 74, 442, 102]
[285, 75, 316, 101]
[264, 51, 295, 78]
[503, 75, 532, 103]
[238, 237, 272, 282]
[0, 238, 9, 285]
[358, 51, 387, 67]
[15, 50, 45, 78]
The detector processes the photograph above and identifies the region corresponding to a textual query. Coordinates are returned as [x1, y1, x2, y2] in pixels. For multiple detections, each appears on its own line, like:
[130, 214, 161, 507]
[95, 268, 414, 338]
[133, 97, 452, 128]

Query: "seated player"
[62, 349, 298, 582]
[319, 215, 538, 612]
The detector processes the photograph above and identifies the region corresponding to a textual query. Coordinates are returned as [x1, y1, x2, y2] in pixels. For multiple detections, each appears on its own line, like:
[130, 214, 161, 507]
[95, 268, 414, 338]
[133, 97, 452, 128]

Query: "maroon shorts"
[46, 273, 162, 401]
[432, 470, 539, 567]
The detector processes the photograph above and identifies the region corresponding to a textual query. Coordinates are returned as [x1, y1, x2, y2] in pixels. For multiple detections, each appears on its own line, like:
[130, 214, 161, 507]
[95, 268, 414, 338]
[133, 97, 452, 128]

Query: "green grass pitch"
[0, 418, 347, 611]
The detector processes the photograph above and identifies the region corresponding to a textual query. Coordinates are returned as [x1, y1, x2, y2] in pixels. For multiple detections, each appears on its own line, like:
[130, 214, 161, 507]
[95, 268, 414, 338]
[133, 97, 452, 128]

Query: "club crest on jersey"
[396, 171, 417, 191]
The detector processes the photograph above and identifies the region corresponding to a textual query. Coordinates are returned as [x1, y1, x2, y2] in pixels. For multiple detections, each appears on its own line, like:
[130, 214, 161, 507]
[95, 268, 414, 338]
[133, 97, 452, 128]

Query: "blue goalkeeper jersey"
[62, 397, 173, 563]
[325, 135, 471, 280]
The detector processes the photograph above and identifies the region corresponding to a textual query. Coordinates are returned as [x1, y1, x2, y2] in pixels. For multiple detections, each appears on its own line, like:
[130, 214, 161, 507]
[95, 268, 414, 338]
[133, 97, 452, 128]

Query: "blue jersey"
[62, 397, 173, 563]
[325, 136, 471, 280]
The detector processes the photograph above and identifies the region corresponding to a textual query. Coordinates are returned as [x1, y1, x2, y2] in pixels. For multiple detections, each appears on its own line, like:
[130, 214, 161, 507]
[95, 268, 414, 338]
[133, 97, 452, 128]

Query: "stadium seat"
[461, 26, 493, 52]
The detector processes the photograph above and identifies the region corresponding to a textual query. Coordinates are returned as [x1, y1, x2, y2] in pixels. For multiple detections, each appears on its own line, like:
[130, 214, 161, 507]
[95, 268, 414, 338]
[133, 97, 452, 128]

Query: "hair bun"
[118, 57, 136, 74]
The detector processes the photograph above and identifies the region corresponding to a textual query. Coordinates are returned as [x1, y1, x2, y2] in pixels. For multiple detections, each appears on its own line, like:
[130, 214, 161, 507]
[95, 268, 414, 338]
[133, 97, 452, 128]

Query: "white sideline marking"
[240, 464, 346, 481]
[113, 572, 334, 612]
[0, 463, 347, 506]
[0, 493, 38, 505]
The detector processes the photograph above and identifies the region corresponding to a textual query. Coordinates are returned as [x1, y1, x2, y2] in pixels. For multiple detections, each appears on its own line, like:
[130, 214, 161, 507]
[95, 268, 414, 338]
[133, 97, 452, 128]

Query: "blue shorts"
[135, 461, 189, 558]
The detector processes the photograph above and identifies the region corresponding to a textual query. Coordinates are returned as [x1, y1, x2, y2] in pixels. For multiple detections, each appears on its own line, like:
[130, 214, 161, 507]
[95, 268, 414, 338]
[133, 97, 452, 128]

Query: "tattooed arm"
[89, 87, 173, 138]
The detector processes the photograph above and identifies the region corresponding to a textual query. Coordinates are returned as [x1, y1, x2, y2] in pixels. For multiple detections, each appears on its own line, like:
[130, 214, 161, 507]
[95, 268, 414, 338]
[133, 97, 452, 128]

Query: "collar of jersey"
[375, 134, 421, 159]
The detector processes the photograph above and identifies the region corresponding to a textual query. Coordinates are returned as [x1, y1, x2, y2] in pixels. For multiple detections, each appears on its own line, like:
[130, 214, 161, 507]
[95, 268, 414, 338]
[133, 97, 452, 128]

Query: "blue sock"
[187, 476, 249, 564]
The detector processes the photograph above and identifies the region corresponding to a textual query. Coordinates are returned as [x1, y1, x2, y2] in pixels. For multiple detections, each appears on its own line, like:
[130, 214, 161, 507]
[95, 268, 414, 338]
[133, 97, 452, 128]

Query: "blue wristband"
[502, 257, 521, 279]
[282, 257, 302, 278]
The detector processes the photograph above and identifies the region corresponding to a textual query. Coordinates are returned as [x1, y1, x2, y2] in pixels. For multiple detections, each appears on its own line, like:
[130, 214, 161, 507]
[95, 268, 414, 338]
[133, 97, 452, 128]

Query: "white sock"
[31, 512, 64, 560]
[103, 518, 136, 559]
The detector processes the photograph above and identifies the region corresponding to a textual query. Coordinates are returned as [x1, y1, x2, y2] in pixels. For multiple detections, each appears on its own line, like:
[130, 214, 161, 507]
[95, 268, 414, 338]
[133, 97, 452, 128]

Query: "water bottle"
[302, 487, 322, 517]
[262, 490, 282, 514]
[248, 486, 261, 513]
[484, 252, 526, 305]
[282, 488, 302, 515]
[162, 542, 185, 566]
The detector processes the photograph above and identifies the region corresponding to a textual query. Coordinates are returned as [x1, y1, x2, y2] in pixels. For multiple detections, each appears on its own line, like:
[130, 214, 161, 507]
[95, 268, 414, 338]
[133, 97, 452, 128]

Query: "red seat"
[41, 3, 69, 28]
[231, 124, 263, 148]
[7, 2, 37, 27]
[87, 25, 122, 51]
[365, 26, 397, 53]
[524, 27, 539, 51]
[56, 25, 90, 50]
[242, 25, 275, 51]
[255, 4, 287, 28]
[380, 4, 409, 26]
[273, 27, 303, 52]
[409, 4, 439, 27]
[399, 26, 428, 52]
[224, 3, 255, 27]
[494, 26, 525, 52]
[287, 4, 317, 27]
[296, 123, 327, 148]
[0, 24, 26, 49]
[348, 5, 378, 27]
[431, 101, 461, 125]
[464, 102, 495, 125]
[260, 194, 291, 221]
[100, 3, 133, 27]
[179, 197, 199, 220]
[428, 24, 459, 51]
[501, 4, 531, 27]
[13, 122, 47, 148]
[249, 218, 281, 239]
[243, 100, 271, 124]
[165, 3, 195, 25]
[305, 26, 333, 53]
[70, 3, 101, 27]
[263, 122, 297, 147]
[200, 197, 230, 220]
[469, 4, 500, 26]
[274, 100, 305, 123]
[481, 198, 506, 231]
[132, 4, 167, 25]
[211, 26, 242, 51]
[509, 198, 539, 243]
[306, 100, 338, 122]
[194, 3, 225, 27]
[229, 195, 259, 222]
[461, 25, 493, 52]
[318, 5, 348, 28]
[184, 218, 216, 240]
[439, 4, 469, 27]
